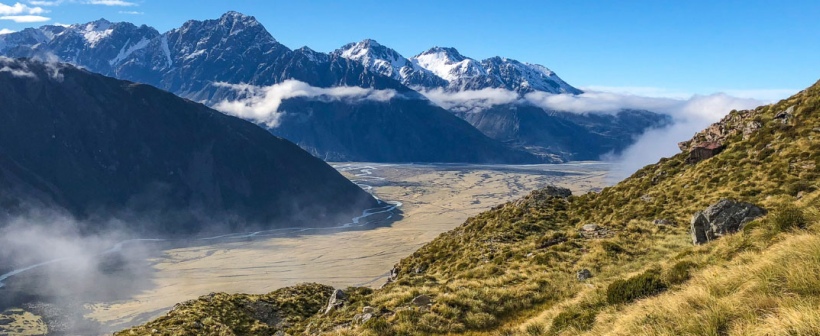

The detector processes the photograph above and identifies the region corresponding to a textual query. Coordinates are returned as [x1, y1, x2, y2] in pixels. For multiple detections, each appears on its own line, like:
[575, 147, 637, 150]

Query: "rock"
[582, 224, 600, 231]
[411, 295, 432, 306]
[653, 219, 673, 226]
[774, 105, 795, 124]
[686, 142, 725, 164]
[742, 121, 763, 140]
[515, 186, 572, 208]
[577, 269, 592, 281]
[691, 199, 766, 245]
[540, 186, 572, 198]
[323, 289, 347, 315]
[362, 306, 376, 314]
[640, 194, 654, 202]
[580, 224, 613, 239]
[360, 313, 374, 323]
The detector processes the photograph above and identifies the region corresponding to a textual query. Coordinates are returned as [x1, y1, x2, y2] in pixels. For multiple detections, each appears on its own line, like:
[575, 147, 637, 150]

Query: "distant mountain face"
[0, 11, 662, 163]
[0, 58, 378, 235]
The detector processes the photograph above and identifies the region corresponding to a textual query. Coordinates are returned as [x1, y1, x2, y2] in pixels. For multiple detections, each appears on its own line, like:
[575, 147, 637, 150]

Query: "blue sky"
[1, 0, 818, 99]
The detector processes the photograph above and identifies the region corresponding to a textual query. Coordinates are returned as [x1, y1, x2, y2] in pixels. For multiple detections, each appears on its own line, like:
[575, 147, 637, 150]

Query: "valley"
[0, 162, 609, 334]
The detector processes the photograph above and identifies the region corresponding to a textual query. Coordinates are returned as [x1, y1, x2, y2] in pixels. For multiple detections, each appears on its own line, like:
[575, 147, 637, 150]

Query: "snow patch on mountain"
[412, 47, 486, 82]
[160, 34, 172, 68]
[109, 37, 149, 66]
[77, 20, 114, 47]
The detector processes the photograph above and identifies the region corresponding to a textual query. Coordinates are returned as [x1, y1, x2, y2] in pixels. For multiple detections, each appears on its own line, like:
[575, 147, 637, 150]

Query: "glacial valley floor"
[4, 162, 611, 333]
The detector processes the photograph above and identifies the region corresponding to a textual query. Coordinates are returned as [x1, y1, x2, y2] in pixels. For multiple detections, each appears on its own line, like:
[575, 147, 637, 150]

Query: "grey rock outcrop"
[691, 199, 766, 245]
[323, 289, 347, 315]
[577, 269, 592, 281]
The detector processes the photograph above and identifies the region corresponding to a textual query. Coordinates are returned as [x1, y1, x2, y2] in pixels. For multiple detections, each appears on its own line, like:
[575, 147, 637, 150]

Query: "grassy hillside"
[118, 80, 820, 336]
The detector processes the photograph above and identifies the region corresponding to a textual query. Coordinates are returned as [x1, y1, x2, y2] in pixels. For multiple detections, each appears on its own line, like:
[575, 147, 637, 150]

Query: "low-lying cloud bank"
[211, 79, 787, 181]
[416, 86, 786, 180]
[213, 80, 397, 127]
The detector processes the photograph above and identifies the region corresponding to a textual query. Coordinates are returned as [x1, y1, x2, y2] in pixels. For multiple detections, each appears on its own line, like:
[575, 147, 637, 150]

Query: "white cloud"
[0, 27, 14, 34]
[213, 80, 398, 127]
[0, 14, 48, 22]
[415, 84, 791, 181]
[87, 0, 136, 6]
[417, 87, 519, 113]
[0, 57, 37, 78]
[117, 10, 141, 14]
[0, 2, 46, 14]
[27, 0, 63, 5]
[581, 85, 693, 99]
[603, 93, 772, 180]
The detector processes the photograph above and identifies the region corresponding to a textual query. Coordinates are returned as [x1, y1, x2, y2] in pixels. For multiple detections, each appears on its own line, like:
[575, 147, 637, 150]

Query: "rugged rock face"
[0, 58, 377, 235]
[691, 199, 767, 245]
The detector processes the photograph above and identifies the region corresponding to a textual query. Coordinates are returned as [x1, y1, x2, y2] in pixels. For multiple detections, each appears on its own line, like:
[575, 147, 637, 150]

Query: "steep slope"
[0, 58, 378, 235]
[118, 80, 820, 335]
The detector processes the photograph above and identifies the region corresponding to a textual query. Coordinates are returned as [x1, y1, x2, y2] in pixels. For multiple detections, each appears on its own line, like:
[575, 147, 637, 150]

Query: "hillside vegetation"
[119, 80, 820, 335]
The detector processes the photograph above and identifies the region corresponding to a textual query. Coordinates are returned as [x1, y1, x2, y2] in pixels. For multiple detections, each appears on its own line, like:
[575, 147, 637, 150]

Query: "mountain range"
[0, 11, 669, 163]
[0, 57, 377, 235]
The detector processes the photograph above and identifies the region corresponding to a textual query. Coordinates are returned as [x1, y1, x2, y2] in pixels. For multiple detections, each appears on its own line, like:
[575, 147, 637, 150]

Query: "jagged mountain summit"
[331, 39, 449, 89]
[0, 57, 378, 235]
[333, 40, 582, 94]
[0, 11, 659, 163]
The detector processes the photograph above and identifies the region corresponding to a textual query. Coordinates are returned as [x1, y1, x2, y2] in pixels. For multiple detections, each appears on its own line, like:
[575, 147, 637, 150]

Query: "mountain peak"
[219, 11, 260, 26]
[417, 46, 466, 62]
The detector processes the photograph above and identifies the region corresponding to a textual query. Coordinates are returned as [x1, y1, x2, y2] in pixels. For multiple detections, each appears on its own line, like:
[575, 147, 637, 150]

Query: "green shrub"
[664, 261, 697, 285]
[771, 205, 807, 232]
[549, 306, 597, 333]
[606, 269, 667, 305]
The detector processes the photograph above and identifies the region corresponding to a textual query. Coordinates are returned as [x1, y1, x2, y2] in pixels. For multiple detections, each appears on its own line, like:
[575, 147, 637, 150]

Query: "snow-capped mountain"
[410, 47, 582, 94]
[332, 39, 448, 88]
[0, 11, 663, 163]
[331, 42, 582, 94]
[480, 56, 582, 94]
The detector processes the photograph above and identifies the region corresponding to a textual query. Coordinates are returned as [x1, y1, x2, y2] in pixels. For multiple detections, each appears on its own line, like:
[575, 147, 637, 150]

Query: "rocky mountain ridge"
[0, 11, 664, 163]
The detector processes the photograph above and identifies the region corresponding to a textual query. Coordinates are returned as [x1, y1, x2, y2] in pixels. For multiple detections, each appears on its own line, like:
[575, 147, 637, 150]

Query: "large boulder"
[691, 199, 766, 245]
